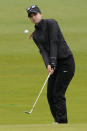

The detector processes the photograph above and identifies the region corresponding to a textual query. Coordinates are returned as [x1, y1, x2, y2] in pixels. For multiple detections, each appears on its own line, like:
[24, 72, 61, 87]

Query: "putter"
[24, 72, 51, 114]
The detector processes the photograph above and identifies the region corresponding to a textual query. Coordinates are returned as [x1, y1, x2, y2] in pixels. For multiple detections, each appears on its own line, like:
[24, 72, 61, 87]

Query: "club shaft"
[31, 73, 51, 112]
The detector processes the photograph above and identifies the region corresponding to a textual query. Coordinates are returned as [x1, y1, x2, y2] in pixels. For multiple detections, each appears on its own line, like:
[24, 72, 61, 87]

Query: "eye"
[31, 13, 37, 17]
[34, 13, 37, 16]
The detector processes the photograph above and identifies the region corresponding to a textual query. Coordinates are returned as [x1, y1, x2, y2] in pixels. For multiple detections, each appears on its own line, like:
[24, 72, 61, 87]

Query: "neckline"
[34, 19, 44, 30]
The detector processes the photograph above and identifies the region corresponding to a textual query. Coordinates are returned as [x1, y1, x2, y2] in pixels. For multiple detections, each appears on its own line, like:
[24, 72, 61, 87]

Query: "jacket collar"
[34, 19, 44, 30]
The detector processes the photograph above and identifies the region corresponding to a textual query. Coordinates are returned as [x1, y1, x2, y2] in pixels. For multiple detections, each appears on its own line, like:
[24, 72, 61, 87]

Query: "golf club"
[24, 72, 51, 114]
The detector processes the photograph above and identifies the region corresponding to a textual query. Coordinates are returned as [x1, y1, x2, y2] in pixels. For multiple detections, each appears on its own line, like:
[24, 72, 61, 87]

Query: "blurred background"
[0, 0, 87, 125]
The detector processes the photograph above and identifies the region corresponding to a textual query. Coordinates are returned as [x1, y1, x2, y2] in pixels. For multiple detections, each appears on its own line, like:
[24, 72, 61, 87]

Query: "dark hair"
[27, 5, 41, 39]
[28, 12, 38, 18]
[28, 31, 35, 39]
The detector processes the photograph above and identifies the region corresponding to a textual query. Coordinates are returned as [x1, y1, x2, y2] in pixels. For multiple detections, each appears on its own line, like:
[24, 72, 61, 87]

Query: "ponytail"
[28, 30, 35, 40]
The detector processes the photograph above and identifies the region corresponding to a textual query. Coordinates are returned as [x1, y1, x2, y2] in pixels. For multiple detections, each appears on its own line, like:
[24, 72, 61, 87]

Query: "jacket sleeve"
[32, 37, 49, 68]
[47, 19, 59, 69]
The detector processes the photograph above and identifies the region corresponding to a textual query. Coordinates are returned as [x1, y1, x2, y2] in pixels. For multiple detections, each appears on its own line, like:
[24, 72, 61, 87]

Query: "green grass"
[0, 0, 87, 130]
[0, 124, 87, 131]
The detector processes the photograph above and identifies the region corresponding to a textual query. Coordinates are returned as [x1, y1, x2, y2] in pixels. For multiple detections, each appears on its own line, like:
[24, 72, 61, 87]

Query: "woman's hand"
[47, 64, 55, 75]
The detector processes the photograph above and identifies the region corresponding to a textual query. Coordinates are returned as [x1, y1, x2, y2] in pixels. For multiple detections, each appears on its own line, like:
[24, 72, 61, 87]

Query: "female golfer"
[26, 5, 75, 123]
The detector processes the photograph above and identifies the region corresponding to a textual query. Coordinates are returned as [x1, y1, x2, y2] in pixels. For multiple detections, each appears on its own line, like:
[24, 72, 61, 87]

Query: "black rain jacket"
[32, 19, 73, 69]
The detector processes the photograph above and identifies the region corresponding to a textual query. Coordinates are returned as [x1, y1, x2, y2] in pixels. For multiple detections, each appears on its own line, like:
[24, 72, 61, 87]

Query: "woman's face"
[29, 12, 42, 24]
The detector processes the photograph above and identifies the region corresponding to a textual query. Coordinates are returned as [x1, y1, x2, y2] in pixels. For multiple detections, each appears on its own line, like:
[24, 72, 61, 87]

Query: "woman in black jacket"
[26, 5, 75, 123]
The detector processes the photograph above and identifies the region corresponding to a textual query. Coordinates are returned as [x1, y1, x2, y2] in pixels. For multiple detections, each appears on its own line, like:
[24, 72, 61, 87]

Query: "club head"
[24, 110, 32, 114]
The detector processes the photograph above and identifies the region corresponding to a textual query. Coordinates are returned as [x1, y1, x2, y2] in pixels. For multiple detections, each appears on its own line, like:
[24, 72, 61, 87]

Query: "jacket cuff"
[49, 57, 57, 69]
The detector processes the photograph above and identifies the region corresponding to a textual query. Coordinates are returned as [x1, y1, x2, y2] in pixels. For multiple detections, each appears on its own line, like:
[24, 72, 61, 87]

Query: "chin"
[34, 20, 41, 24]
[34, 21, 39, 24]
